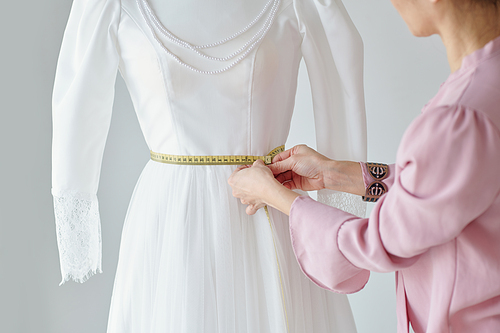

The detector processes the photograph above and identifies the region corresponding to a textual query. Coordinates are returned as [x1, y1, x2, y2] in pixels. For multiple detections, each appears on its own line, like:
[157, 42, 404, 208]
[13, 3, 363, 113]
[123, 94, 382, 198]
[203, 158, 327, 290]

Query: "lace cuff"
[52, 189, 102, 285]
[317, 189, 366, 218]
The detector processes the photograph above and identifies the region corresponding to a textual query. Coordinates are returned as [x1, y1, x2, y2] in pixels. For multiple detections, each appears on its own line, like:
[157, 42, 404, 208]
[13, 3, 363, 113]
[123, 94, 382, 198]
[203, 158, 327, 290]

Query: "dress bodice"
[118, 0, 302, 156]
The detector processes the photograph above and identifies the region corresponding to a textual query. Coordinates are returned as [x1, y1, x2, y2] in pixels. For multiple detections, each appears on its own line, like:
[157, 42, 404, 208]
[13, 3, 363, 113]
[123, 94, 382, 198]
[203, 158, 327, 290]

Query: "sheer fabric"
[52, 0, 367, 331]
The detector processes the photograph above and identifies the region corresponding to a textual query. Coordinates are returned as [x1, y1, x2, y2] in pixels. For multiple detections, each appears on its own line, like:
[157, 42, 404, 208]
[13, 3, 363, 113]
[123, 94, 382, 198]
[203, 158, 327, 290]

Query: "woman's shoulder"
[459, 56, 500, 129]
[397, 103, 500, 169]
[429, 51, 500, 130]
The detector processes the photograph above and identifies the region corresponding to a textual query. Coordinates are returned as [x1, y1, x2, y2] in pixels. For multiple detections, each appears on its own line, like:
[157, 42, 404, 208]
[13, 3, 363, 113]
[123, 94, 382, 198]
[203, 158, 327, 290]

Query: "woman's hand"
[228, 159, 300, 216]
[269, 145, 331, 191]
[228, 144, 365, 216]
[270, 145, 365, 196]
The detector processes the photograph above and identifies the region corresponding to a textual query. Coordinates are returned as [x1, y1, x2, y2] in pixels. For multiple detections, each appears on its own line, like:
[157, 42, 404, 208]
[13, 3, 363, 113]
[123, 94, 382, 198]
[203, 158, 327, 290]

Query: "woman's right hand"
[269, 145, 332, 192]
[269, 145, 365, 196]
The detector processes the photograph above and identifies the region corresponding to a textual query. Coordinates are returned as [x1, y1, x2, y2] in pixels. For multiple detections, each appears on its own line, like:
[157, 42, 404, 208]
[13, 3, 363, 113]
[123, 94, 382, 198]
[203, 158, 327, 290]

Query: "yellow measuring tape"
[150, 145, 290, 332]
[151, 145, 285, 166]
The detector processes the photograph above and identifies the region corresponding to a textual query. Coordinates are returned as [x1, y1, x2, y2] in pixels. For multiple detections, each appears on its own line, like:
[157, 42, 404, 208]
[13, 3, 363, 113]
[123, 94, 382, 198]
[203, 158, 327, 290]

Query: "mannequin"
[52, 0, 367, 331]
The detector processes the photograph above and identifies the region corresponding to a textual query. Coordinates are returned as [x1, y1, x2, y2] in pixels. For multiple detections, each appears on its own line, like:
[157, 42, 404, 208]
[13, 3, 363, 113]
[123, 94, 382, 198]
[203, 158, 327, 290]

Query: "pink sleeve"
[289, 196, 370, 294]
[289, 105, 500, 292]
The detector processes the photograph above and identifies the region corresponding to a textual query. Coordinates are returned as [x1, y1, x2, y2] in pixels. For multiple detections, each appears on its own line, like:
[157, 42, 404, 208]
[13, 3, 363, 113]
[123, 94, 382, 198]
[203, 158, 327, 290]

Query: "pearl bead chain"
[140, 0, 275, 50]
[142, 0, 278, 62]
[137, 0, 282, 75]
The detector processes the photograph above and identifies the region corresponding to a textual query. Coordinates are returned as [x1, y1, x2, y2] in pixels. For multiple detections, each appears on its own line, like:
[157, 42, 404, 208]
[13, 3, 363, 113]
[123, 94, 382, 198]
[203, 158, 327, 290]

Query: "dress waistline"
[150, 145, 285, 165]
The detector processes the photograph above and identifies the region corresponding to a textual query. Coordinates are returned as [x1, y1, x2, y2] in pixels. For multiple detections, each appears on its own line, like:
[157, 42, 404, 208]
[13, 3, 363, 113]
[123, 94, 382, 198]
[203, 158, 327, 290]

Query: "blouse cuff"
[360, 162, 396, 197]
[360, 162, 372, 189]
[52, 189, 102, 285]
[289, 196, 369, 294]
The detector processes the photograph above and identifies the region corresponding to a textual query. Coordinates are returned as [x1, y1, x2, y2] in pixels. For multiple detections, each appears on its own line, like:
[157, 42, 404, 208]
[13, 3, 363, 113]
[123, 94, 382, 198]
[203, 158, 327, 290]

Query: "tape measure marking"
[150, 145, 285, 166]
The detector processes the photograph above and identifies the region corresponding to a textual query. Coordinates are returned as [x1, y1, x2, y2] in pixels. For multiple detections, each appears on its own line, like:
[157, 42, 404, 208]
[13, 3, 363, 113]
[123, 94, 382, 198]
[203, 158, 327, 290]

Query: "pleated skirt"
[106, 160, 357, 333]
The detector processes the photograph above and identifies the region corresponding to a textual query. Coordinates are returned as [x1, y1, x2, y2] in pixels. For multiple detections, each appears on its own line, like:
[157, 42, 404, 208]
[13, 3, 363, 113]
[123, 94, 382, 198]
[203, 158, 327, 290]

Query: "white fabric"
[52, 189, 102, 285]
[52, 0, 367, 331]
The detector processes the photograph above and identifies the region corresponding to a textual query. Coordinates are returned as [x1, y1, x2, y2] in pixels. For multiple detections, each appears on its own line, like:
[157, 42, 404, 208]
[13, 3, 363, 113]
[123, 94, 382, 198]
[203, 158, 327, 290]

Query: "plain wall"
[0, 0, 449, 332]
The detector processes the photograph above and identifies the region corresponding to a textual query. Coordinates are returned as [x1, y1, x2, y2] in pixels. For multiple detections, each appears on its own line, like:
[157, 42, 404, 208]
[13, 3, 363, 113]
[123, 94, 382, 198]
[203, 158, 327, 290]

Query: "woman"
[228, 0, 500, 332]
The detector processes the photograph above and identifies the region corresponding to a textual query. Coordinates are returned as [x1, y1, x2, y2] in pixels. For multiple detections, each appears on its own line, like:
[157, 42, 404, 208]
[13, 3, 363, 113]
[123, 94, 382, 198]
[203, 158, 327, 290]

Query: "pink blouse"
[289, 35, 500, 333]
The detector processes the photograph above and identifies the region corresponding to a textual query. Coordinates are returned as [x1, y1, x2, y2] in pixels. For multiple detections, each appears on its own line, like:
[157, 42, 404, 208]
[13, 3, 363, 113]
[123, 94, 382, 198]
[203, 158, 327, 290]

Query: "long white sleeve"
[52, 0, 121, 284]
[295, 0, 367, 217]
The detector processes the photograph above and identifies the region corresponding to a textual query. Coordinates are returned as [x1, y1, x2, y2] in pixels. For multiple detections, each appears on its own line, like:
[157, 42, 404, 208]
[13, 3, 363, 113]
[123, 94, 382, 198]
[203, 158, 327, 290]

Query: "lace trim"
[52, 190, 102, 285]
[317, 190, 366, 218]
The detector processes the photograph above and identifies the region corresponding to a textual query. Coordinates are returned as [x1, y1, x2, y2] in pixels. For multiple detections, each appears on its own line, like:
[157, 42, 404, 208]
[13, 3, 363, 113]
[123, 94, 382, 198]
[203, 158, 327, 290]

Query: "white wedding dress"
[51, 0, 367, 332]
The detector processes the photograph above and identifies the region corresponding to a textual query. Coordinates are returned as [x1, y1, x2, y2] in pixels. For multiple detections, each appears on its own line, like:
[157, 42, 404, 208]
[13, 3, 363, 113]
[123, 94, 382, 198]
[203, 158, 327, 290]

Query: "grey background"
[0, 0, 449, 332]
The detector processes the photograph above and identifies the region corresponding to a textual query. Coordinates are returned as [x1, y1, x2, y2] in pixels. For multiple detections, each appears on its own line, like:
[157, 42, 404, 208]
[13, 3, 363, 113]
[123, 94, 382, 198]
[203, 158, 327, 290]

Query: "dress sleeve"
[51, 0, 121, 285]
[289, 105, 500, 293]
[294, 0, 367, 217]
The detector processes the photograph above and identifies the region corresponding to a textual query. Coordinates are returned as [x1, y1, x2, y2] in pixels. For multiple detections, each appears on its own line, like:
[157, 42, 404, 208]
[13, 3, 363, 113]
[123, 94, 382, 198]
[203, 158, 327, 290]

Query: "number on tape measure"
[150, 145, 285, 166]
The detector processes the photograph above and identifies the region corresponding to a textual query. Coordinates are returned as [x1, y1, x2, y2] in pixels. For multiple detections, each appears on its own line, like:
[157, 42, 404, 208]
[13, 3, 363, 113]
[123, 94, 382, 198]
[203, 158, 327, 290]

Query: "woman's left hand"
[228, 159, 300, 216]
[228, 159, 277, 215]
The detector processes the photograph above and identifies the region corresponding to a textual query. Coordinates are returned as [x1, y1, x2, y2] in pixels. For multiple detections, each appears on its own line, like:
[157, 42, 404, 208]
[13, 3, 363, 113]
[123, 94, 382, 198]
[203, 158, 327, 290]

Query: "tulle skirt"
[106, 160, 357, 333]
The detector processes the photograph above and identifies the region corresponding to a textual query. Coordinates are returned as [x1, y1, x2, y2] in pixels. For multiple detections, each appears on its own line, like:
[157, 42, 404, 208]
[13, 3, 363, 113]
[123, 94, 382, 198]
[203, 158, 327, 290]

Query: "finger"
[233, 189, 241, 198]
[278, 171, 301, 190]
[275, 170, 293, 183]
[289, 173, 306, 191]
[235, 165, 250, 171]
[246, 204, 257, 215]
[248, 202, 266, 215]
[229, 165, 252, 185]
[276, 174, 299, 191]
[228, 168, 244, 184]
[228, 171, 242, 186]
[228, 174, 237, 187]
[285, 180, 300, 190]
[272, 148, 294, 163]
[253, 159, 265, 167]
[256, 203, 266, 211]
[272, 144, 310, 163]
[269, 158, 295, 175]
